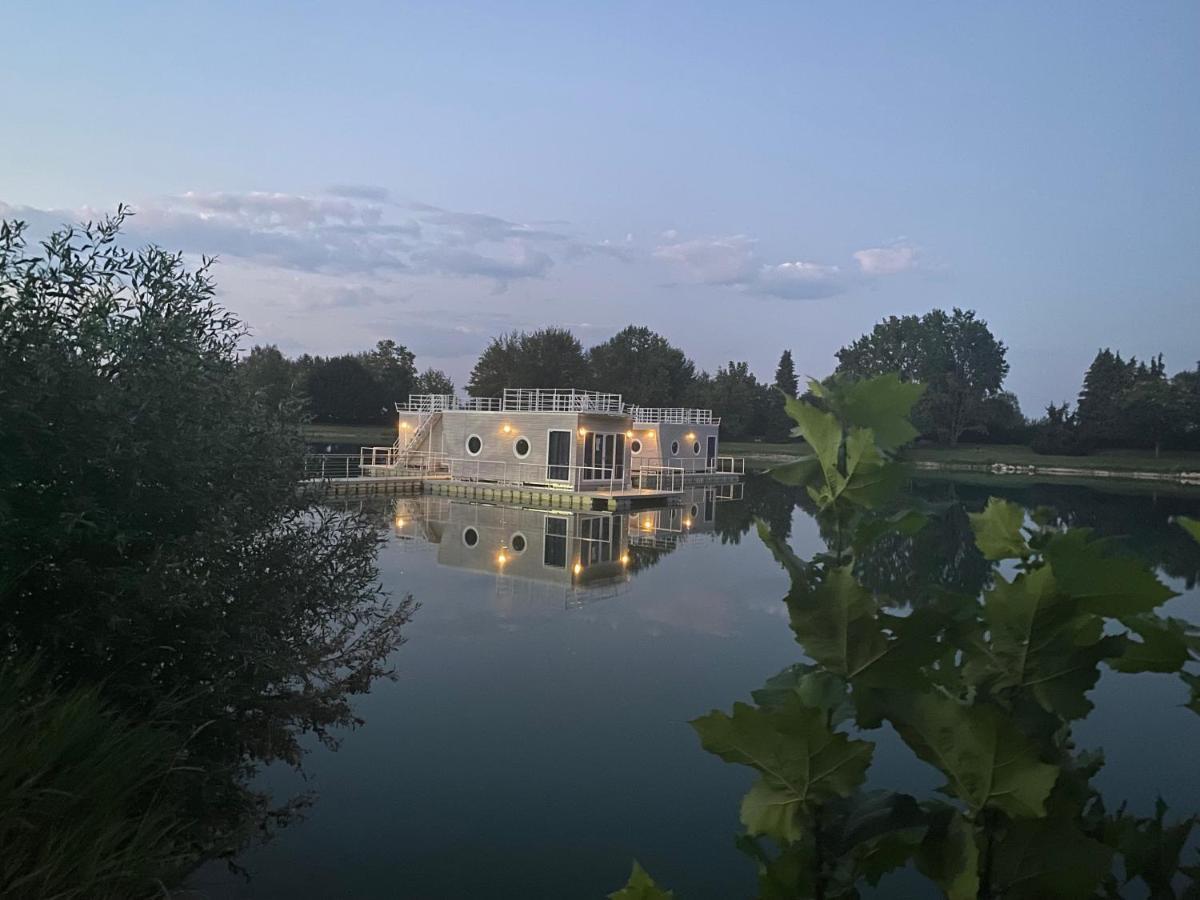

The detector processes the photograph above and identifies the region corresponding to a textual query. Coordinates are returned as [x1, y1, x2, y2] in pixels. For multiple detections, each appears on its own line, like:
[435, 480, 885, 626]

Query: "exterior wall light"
[502, 424, 512, 433]
[497, 550, 508, 566]
[625, 430, 634, 438]
[578, 427, 587, 437]
[620, 553, 630, 566]
[572, 561, 583, 576]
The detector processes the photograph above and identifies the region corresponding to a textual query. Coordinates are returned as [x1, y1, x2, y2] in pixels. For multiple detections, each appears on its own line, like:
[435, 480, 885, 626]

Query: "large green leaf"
[691, 696, 873, 841]
[751, 664, 853, 727]
[608, 861, 673, 900]
[785, 565, 890, 681]
[1177, 515, 1200, 545]
[784, 396, 843, 484]
[765, 454, 821, 488]
[816, 373, 925, 452]
[880, 692, 1060, 818]
[755, 519, 810, 587]
[980, 566, 1123, 719]
[915, 807, 980, 900]
[968, 497, 1029, 561]
[1044, 529, 1176, 617]
[990, 816, 1113, 899]
[1108, 615, 1192, 673]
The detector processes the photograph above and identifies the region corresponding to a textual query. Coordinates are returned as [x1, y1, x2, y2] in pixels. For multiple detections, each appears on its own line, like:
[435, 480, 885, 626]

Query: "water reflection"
[386, 485, 744, 607]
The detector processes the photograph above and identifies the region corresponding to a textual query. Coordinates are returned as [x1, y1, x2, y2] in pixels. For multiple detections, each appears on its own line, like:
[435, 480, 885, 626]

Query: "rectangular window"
[544, 515, 568, 567]
[706, 435, 717, 468]
[547, 430, 572, 482]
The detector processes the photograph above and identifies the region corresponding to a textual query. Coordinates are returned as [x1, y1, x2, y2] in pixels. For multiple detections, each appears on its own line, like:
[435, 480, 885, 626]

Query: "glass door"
[547, 430, 572, 482]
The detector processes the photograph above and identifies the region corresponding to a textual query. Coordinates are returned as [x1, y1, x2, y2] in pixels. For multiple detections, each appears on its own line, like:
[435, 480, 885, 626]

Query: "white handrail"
[629, 407, 720, 424]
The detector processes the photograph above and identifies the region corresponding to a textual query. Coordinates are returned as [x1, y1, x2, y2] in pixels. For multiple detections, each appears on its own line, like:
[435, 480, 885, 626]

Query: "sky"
[2, 1, 1197, 412]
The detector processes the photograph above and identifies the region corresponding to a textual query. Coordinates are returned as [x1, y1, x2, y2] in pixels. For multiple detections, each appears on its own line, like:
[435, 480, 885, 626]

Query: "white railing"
[446, 457, 627, 494]
[715, 456, 745, 474]
[303, 454, 362, 480]
[629, 407, 719, 424]
[634, 455, 744, 477]
[502, 388, 624, 413]
[396, 394, 456, 413]
[361, 448, 451, 476]
[638, 465, 685, 493]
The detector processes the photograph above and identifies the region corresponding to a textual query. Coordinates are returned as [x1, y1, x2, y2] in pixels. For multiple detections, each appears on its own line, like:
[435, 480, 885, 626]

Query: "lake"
[190, 474, 1200, 899]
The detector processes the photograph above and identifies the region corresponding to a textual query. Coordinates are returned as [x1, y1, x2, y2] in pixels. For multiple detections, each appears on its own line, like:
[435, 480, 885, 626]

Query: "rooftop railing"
[502, 388, 624, 413]
[628, 407, 720, 425]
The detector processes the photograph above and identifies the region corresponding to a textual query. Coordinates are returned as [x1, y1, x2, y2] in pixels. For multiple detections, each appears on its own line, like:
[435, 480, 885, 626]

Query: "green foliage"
[0, 659, 191, 900]
[467, 327, 589, 397]
[608, 861, 673, 899]
[692, 695, 873, 841]
[878, 691, 1060, 817]
[588, 325, 696, 408]
[629, 368, 1200, 899]
[835, 308, 1009, 446]
[0, 210, 412, 891]
[968, 497, 1029, 560]
[1179, 515, 1200, 545]
[413, 365, 455, 395]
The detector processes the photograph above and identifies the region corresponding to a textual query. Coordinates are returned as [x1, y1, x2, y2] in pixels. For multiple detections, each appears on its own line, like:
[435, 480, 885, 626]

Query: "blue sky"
[3, 1, 1197, 411]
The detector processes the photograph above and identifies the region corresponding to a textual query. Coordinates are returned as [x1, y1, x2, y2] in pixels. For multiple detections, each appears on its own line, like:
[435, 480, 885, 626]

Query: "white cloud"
[752, 261, 843, 300]
[654, 233, 845, 300]
[853, 242, 919, 275]
[653, 234, 758, 285]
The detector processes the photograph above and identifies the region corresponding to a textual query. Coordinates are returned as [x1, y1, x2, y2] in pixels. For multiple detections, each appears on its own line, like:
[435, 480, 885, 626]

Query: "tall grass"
[0, 660, 197, 900]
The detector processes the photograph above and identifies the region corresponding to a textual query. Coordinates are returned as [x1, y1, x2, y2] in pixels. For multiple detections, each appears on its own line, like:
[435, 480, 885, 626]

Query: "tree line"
[240, 312, 1199, 455]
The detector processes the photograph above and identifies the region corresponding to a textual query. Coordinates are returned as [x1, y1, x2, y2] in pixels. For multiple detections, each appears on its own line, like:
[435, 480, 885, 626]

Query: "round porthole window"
[513, 436, 531, 459]
[630, 439, 642, 455]
[466, 434, 483, 456]
[691, 504, 700, 519]
[510, 532, 527, 554]
[670, 440, 680, 456]
[462, 527, 479, 548]
[693, 441, 701, 455]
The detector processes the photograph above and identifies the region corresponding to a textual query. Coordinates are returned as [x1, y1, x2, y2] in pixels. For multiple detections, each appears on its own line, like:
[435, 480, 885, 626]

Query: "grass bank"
[906, 443, 1200, 474]
[302, 423, 394, 446]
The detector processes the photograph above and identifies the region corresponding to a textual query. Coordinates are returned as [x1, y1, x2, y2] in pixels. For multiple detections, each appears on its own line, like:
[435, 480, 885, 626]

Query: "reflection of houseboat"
[390, 484, 744, 597]
[357, 389, 742, 507]
[392, 496, 631, 593]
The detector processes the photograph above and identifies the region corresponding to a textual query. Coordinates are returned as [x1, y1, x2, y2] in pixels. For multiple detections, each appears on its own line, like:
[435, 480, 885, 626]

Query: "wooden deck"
[304, 474, 680, 510]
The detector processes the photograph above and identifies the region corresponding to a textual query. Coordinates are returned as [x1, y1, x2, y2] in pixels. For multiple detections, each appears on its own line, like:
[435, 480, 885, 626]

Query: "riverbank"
[303, 423, 394, 445]
[723, 440, 1200, 486]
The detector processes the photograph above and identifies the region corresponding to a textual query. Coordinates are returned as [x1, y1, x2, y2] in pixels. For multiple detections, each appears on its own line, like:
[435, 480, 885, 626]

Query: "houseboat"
[360, 388, 742, 501]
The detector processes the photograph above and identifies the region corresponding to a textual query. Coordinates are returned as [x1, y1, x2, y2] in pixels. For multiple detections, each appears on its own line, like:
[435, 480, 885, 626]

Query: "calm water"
[192, 475, 1200, 899]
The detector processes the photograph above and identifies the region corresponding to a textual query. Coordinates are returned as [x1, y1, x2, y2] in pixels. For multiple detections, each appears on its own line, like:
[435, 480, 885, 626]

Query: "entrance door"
[582, 432, 625, 482]
[706, 435, 717, 470]
[547, 430, 572, 482]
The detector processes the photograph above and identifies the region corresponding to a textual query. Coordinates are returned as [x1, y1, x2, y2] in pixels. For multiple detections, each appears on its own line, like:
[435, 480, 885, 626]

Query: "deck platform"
[304, 474, 679, 510]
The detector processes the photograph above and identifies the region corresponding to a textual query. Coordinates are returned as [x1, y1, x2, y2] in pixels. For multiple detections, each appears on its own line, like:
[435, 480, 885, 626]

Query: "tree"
[1119, 375, 1182, 458]
[587, 325, 696, 407]
[773, 349, 799, 396]
[1031, 402, 1086, 455]
[467, 331, 521, 398]
[303, 355, 387, 423]
[705, 361, 771, 440]
[237, 344, 298, 411]
[974, 390, 1028, 444]
[0, 210, 411, 890]
[766, 349, 800, 440]
[1076, 349, 1137, 447]
[360, 339, 416, 408]
[467, 327, 589, 397]
[413, 367, 455, 396]
[835, 308, 1009, 446]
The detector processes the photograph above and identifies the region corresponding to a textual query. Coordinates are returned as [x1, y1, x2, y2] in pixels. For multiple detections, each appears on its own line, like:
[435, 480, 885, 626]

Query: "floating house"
[360, 388, 742, 500]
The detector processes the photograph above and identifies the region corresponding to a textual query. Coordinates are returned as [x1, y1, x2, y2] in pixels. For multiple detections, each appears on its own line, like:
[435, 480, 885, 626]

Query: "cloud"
[411, 244, 554, 285]
[752, 261, 843, 299]
[853, 242, 919, 275]
[326, 184, 392, 202]
[653, 235, 758, 285]
[654, 233, 845, 300]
